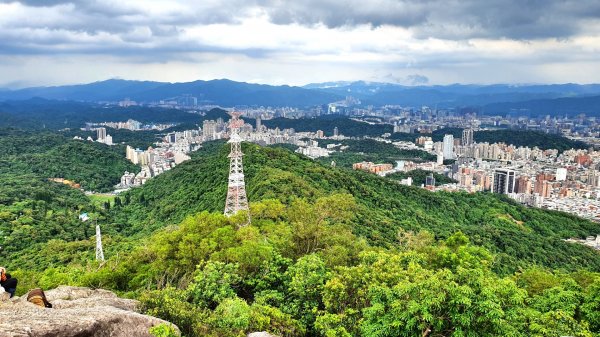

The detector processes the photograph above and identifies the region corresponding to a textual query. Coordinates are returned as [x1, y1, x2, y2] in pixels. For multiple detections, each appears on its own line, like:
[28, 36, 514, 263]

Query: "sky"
[0, 0, 599, 88]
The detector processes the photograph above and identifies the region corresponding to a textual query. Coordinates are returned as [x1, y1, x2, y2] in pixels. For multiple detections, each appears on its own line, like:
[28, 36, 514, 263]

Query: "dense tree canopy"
[2, 130, 600, 337]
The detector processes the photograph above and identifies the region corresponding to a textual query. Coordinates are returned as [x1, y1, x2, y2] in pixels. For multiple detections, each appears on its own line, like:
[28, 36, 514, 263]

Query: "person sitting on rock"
[27, 288, 52, 308]
[0, 267, 17, 298]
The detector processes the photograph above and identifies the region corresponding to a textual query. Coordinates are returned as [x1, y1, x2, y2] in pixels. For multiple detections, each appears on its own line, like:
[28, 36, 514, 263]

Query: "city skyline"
[1, 0, 600, 88]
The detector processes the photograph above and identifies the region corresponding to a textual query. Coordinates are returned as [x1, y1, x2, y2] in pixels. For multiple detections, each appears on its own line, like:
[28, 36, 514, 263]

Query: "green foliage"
[316, 139, 436, 168]
[582, 279, 600, 331]
[0, 129, 138, 191]
[111, 142, 600, 274]
[190, 261, 241, 309]
[212, 297, 251, 330]
[149, 323, 180, 337]
[0, 99, 204, 130]
[5, 128, 600, 337]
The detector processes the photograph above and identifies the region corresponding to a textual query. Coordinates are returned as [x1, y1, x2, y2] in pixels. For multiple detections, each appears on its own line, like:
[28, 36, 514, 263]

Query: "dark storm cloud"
[2, 0, 599, 40]
[258, 0, 600, 40]
[264, 0, 429, 28]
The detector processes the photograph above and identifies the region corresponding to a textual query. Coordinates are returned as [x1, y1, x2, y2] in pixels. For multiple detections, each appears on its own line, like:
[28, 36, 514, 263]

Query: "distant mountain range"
[0, 79, 342, 108]
[1, 79, 600, 115]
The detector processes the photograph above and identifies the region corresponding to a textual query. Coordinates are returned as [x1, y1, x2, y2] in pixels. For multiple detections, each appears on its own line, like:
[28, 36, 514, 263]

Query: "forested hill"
[0, 99, 222, 130]
[0, 130, 138, 264]
[0, 129, 137, 191]
[111, 141, 600, 274]
[5, 139, 600, 337]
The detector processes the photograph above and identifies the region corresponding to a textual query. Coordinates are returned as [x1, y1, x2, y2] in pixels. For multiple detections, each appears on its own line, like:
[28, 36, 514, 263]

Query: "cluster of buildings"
[416, 129, 600, 222]
[116, 116, 346, 189]
[353, 161, 394, 174]
[95, 127, 113, 145]
[86, 119, 175, 131]
[116, 130, 201, 189]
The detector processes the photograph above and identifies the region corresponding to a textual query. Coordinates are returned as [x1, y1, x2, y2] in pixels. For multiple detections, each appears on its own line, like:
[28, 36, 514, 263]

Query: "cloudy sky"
[0, 0, 599, 88]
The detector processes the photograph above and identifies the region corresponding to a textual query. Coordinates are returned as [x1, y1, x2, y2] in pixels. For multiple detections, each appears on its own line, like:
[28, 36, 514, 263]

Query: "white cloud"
[0, 0, 599, 86]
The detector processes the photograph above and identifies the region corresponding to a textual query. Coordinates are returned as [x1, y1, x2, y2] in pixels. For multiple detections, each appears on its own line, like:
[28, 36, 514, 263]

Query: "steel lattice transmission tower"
[224, 112, 250, 224]
[95, 224, 105, 261]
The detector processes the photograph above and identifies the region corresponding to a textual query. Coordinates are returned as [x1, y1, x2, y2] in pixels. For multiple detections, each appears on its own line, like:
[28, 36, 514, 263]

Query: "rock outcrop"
[0, 286, 179, 337]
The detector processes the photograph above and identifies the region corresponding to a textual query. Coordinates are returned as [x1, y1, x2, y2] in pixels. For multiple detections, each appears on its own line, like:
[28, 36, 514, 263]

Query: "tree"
[189, 261, 241, 309]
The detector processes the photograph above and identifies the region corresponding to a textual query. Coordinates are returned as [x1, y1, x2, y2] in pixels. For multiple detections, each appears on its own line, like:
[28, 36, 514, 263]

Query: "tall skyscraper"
[443, 134, 455, 160]
[462, 128, 474, 146]
[224, 113, 250, 224]
[492, 169, 516, 194]
[256, 117, 262, 132]
[203, 120, 217, 139]
[333, 126, 339, 137]
[97, 127, 107, 141]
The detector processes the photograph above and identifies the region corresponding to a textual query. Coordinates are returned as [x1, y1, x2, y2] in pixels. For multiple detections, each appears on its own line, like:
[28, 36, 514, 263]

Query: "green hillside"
[111, 141, 600, 274]
[4, 138, 600, 337]
[314, 139, 435, 168]
[0, 129, 138, 192]
[0, 129, 140, 265]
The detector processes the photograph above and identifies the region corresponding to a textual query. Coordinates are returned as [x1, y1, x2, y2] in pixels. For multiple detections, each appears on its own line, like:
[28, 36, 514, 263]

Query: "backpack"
[27, 288, 53, 308]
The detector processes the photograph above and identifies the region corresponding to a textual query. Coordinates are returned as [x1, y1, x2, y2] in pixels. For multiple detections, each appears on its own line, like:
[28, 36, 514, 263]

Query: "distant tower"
[256, 117, 262, 132]
[333, 127, 339, 137]
[462, 128, 474, 146]
[443, 134, 455, 160]
[97, 127, 107, 142]
[224, 112, 250, 223]
[95, 224, 104, 261]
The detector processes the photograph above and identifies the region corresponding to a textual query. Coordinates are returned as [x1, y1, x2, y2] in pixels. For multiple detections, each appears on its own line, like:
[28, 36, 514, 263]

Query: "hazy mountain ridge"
[0, 79, 343, 107]
[2, 79, 600, 110]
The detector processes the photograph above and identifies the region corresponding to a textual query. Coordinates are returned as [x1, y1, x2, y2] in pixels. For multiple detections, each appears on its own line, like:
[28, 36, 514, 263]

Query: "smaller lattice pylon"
[95, 224, 105, 261]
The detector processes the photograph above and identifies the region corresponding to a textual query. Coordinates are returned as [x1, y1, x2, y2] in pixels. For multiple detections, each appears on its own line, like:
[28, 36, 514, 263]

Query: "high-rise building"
[534, 179, 551, 198]
[333, 127, 339, 137]
[256, 117, 262, 132]
[516, 176, 532, 194]
[203, 120, 217, 139]
[462, 128, 474, 146]
[97, 127, 107, 141]
[442, 134, 455, 160]
[167, 132, 177, 143]
[556, 168, 567, 181]
[425, 173, 436, 187]
[492, 169, 516, 194]
[437, 152, 444, 165]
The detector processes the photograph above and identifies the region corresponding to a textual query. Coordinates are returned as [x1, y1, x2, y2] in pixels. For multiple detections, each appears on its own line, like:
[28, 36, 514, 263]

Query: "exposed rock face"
[0, 286, 179, 337]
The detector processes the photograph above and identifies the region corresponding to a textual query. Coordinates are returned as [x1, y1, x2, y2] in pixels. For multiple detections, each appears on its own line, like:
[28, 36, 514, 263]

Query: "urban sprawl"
[79, 98, 600, 240]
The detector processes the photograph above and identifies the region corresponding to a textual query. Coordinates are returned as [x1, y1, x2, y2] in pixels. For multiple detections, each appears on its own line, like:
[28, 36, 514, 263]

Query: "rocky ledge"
[0, 286, 179, 337]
